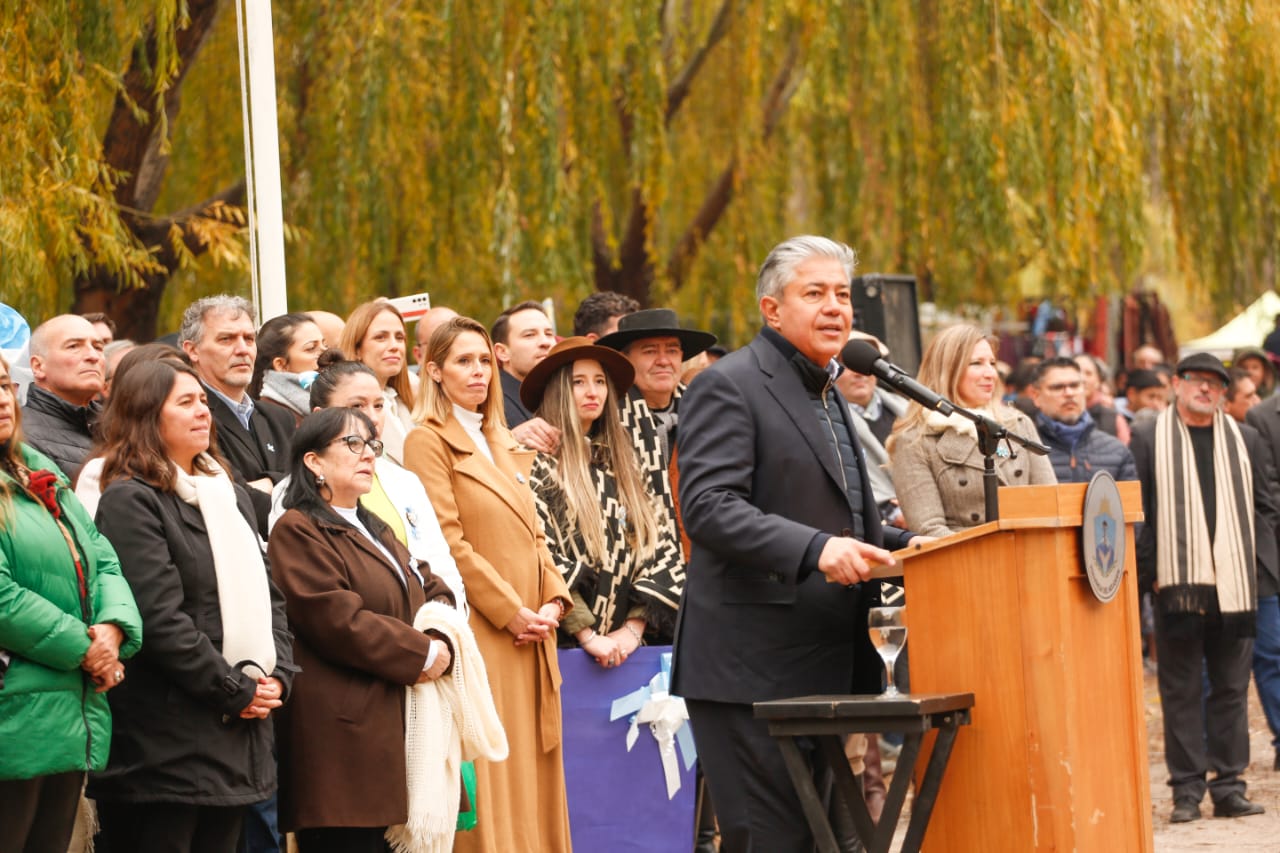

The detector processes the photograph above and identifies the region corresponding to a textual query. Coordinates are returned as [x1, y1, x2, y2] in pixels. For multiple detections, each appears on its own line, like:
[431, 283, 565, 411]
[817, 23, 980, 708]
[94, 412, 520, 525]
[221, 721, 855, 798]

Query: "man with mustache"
[1028, 356, 1135, 483]
[180, 295, 293, 537]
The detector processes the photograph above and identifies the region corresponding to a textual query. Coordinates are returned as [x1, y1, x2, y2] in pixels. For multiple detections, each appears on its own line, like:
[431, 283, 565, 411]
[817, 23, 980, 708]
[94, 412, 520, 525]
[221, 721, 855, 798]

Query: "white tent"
[1178, 290, 1280, 362]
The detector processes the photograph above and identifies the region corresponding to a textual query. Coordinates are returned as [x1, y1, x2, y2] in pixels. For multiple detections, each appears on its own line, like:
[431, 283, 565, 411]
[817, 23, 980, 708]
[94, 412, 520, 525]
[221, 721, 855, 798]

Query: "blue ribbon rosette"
[608, 651, 697, 799]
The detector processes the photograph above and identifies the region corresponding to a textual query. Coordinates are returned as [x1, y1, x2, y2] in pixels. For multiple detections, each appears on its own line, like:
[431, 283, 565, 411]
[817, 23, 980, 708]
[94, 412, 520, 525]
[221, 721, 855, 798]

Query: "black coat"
[671, 331, 913, 703]
[206, 390, 294, 536]
[1247, 397, 1280, 597]
[88, 477, 295, 806]
[1130, 416, 1279, 598]
[500, 368, 534, 429]
[1035, 413, 1137, 484]
[20, 385, 99, 482]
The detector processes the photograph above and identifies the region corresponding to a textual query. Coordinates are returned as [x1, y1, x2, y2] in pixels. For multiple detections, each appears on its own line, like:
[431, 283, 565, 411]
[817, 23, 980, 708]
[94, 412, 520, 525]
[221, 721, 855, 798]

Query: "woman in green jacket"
[0, 353, 143, 853]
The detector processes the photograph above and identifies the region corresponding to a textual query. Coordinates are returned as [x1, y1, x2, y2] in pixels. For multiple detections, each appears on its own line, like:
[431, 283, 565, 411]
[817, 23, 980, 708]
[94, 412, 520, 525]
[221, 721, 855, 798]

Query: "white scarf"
[387, 601, 508, 853]
[172, 456, 277, 679]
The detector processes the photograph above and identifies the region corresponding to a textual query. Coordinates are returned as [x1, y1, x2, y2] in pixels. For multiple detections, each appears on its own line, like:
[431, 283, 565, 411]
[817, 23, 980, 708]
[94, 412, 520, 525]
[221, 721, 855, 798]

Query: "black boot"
[694, 770, 718, 852]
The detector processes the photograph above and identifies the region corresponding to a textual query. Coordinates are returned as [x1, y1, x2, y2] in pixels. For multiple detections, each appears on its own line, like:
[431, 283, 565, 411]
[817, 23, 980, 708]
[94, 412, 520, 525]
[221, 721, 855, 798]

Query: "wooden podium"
[879, 482, 1153, 852]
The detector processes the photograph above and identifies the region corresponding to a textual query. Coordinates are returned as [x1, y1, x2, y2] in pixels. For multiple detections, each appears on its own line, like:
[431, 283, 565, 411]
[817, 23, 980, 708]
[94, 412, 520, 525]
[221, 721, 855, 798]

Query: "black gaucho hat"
[595, 308, 717, 361]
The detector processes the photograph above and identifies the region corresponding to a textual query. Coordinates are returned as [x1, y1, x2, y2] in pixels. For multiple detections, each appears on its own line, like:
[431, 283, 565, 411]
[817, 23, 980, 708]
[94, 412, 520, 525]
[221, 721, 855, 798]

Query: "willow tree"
[5, 1, 1280, 343]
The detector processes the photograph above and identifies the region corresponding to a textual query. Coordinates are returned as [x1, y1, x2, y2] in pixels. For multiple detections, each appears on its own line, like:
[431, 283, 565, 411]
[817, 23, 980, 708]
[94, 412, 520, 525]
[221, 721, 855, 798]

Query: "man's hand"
[511, 417, 561, 454]
[817, 537, 894, 586]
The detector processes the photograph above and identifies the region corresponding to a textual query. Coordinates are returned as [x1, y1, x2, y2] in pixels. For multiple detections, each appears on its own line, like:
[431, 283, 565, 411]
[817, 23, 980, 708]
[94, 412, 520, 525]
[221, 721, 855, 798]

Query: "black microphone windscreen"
[840, 339, 882, 374]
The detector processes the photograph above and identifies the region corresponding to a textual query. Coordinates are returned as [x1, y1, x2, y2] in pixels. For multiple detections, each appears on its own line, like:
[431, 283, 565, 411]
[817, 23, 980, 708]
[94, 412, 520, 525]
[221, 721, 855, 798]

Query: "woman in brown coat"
[888, 323, 1056, 536]
[269, 407, 455, 853]
[404, 316, 574, 853]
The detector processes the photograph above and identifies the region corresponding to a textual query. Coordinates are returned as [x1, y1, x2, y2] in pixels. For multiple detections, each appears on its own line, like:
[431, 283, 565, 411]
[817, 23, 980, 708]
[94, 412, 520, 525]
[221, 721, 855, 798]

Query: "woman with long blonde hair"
[520, 337, 683, 668]
[404, 316, 573, 853]
[340, 301, 416, 464]
[888, 323, 1056, 537]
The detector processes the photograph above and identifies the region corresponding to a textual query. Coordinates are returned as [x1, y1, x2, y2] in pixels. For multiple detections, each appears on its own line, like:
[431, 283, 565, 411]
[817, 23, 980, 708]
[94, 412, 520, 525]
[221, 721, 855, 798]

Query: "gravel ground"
[1147, 669, 1280, 851]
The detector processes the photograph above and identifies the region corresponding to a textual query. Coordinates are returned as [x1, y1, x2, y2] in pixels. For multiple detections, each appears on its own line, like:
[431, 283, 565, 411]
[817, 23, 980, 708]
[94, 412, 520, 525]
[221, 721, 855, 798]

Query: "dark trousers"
[1155, 608, 1253, 803]
[293, 827, 391, 853]
[239, 793, 281, 853]
[0, 771, 84, 853]
[1253, 595, 1280, 750]
[688, 698, 857, 853]
[97, 800, 246, 853]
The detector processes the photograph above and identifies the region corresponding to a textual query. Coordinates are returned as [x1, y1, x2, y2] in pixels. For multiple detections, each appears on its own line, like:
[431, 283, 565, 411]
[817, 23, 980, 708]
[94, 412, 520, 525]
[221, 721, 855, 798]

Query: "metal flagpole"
[235, 0, 289, 321]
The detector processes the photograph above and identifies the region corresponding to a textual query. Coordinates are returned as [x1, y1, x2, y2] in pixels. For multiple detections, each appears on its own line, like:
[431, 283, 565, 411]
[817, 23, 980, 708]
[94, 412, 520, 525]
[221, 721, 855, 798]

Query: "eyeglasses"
[1178, 372, 1228, 391]
[330, 435, 384, 457]
[1043, 381, 1083, 394]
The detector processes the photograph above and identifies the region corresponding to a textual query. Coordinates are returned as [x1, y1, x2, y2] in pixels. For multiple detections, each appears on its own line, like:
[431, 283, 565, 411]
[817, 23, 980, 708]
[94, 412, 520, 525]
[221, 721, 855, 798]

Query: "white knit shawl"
[386, 601, 508, 853]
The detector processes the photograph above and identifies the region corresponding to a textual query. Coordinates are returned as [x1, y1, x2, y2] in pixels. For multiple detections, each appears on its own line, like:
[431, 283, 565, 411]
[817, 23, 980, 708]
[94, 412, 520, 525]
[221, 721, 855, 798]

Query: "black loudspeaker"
[851, 274, 922, 376]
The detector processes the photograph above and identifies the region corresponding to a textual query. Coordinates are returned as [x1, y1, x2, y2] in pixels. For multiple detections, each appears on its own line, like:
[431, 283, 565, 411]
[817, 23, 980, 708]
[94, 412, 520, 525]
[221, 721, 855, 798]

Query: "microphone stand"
[947, 405, 1051, 523]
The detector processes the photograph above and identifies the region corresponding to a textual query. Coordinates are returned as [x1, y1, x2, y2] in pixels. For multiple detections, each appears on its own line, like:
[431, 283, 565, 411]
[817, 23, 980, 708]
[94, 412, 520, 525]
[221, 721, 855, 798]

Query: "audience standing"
[572, 291, 639, 341]
[249, 313, 326, 426]
[0, 352, 142, 853]
[340, 301, 417, 465]
[268, 408, 457, 852]
[1132, 352, 1275, 824]
[91, 359, 294, 853]
[405, 317, 573, 853]
[491, 301, 560, 452]
[180, 296, 294, 536]
[889, 324, 1055, 537]
[522, 337, 683, 661]
[1028, 357, 1136, 482]
[21, 314, 105, 481]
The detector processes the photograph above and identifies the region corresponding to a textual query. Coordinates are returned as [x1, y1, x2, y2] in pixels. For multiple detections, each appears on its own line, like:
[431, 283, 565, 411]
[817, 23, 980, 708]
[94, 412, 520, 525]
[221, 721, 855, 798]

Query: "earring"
[316, 474, 326, 487]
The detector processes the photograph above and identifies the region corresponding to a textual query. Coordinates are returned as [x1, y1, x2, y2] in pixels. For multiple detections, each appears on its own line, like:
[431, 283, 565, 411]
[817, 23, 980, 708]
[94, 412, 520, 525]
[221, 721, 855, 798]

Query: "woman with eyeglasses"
[888, 323, 1056, 537]
[268, 407, 458, 852]
[404, 316, 573, 853]
[267, 351, 466, 609]
[340, 301, 416, 465]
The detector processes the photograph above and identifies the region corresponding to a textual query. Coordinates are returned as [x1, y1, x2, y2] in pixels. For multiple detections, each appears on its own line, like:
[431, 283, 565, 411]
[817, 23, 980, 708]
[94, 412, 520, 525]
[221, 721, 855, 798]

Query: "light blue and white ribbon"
[609, 652, 697, 799]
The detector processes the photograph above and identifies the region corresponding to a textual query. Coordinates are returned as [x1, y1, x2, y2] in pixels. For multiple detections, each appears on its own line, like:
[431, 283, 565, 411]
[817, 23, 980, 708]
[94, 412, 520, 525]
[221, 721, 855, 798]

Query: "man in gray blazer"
[672, 235, 917, 852]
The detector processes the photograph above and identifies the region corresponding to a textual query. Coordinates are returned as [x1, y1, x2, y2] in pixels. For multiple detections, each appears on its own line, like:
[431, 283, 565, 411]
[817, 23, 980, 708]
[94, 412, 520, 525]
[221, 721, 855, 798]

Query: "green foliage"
[4, 0, 1280, 345]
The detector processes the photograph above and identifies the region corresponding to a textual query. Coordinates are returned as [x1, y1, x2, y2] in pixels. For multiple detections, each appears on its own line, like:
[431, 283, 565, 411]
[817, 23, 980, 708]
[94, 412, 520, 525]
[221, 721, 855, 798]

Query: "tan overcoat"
[405, 411, 574, 853]
[890, 406, 1057, 536]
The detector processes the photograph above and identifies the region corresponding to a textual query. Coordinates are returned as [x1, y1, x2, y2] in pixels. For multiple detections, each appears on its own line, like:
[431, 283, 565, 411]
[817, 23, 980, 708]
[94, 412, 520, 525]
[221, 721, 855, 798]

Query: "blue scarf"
[1036, 410, 1093, 451]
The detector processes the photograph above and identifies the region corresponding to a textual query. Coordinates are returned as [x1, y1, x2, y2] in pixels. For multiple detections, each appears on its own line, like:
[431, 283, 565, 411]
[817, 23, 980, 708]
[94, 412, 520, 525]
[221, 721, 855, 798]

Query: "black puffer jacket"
[1036, 412, 1137, 483]
[20, 385, 99, 481]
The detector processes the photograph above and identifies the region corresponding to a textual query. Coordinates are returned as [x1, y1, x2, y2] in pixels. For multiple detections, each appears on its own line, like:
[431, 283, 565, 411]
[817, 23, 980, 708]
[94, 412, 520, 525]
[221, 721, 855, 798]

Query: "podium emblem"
[1082, 471, 1125, 603]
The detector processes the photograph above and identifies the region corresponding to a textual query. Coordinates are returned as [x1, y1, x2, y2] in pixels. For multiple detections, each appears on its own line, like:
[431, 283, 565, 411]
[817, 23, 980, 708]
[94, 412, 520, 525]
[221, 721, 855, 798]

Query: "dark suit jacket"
[206, 390, 294, 535]
[1246, 399, 1280, 597]
[500, 369, 534, 429]
[671, 330, 913, 704]
[1131, 415, 1279, 598]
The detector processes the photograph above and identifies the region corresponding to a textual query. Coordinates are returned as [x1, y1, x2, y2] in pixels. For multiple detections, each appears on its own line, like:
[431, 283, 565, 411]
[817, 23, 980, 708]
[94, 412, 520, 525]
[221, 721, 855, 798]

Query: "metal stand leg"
[776, 737, 843, 853]
[900, 715, 964, 852]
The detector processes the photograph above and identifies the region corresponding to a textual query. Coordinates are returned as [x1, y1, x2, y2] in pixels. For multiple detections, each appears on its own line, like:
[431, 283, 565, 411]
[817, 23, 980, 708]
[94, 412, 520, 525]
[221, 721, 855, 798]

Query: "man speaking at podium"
[672, 235, 917, 852]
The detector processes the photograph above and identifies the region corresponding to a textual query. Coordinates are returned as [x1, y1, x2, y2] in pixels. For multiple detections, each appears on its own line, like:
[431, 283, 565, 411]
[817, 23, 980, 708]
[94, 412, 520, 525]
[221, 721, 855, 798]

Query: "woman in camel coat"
[404, 316, 573, 853]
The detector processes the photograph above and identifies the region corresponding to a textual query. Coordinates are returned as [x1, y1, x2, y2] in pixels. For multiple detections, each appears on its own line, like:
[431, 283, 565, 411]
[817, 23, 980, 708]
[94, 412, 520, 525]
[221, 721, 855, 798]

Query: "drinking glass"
[868, 606, 907, 698]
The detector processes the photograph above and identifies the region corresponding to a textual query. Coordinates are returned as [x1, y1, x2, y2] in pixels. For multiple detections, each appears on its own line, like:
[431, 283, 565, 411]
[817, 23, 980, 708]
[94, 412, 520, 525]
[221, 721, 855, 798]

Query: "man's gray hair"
[179, 295, 256, 345]
[755, 235, 857, 302]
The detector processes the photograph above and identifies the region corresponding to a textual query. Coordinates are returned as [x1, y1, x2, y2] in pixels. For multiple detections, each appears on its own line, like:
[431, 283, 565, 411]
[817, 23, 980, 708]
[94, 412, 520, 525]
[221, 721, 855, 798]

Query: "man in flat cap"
[1131, 352, 1277, 823]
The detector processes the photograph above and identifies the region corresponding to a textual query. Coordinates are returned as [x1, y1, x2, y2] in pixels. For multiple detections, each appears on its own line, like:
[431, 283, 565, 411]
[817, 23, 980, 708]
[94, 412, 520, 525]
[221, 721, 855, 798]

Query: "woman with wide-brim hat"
[521, 337, 684, 668]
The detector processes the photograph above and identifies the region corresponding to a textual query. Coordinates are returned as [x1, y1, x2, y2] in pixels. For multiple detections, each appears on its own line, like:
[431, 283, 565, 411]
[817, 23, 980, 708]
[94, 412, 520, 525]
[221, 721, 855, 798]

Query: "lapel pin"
[266, 442, 276, 453]
[516, 473, 526, 484]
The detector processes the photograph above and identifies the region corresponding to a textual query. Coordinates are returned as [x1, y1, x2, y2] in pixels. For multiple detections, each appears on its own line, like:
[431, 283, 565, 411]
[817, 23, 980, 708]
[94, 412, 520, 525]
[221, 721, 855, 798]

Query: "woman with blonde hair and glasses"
[405, 316, 573, 853]
[888, 323, 1055, 538]
[341, 301, 416, 464]
[520, 337, 683, 664]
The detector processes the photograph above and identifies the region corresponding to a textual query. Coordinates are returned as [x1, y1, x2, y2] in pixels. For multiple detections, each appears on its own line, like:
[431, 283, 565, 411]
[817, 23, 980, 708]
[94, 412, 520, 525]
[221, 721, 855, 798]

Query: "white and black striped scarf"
[1154, 407, 1256, 628]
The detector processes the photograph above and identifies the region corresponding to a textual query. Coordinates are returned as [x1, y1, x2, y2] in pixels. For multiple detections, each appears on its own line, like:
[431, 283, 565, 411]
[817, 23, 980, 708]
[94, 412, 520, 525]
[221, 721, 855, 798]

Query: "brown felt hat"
[519, 336, 636, 412]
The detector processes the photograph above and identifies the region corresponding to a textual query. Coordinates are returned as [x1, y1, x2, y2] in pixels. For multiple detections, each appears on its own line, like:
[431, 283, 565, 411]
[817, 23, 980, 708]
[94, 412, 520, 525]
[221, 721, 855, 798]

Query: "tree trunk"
[70, 0, 226, 340]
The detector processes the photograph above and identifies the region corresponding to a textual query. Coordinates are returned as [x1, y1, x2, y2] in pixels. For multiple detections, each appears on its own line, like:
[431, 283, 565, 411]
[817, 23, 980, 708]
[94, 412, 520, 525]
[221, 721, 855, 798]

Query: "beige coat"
[404, 411, 573, 853]
[890, 406, 1057, 537]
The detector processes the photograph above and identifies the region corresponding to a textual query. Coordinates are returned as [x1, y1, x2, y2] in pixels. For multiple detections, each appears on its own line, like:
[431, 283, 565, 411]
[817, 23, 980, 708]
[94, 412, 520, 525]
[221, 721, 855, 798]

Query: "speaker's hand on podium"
[818, 537, 894, 586]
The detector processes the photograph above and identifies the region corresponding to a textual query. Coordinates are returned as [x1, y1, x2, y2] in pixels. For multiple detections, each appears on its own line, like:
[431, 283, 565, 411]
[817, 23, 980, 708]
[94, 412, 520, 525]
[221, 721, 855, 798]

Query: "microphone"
[839, 339, 956, 416]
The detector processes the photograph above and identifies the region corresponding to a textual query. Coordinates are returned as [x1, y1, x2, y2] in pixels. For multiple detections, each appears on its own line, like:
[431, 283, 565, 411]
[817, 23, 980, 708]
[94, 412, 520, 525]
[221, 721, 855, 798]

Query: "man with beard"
[1028, 356, 1135, 483]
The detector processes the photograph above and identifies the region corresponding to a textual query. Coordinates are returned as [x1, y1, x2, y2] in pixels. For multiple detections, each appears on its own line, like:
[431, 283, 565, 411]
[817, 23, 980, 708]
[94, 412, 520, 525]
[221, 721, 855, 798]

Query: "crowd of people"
[2, 234, 1279, 851]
